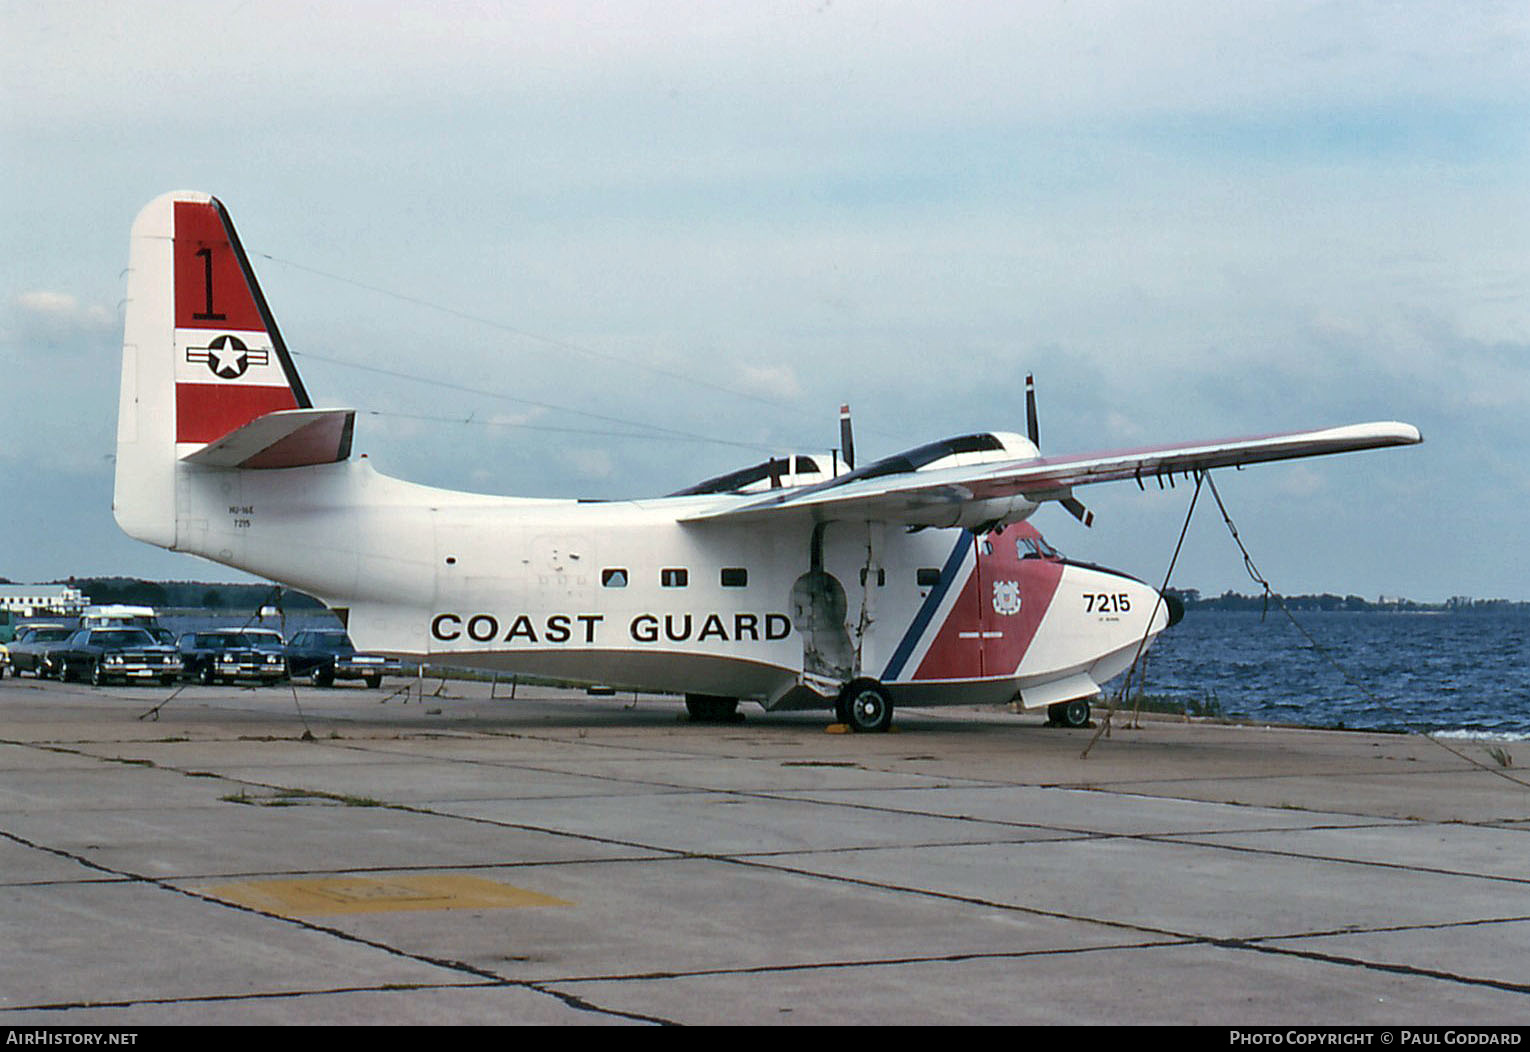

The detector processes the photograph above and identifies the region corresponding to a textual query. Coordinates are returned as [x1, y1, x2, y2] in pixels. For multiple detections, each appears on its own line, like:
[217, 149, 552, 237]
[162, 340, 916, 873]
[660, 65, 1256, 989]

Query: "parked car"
[47, 628, 182, 686]
[80, 604, 162, 631]
[285, 629, 401, 688]
[178, 629, 289, 685]
[5, 624, 76, 678]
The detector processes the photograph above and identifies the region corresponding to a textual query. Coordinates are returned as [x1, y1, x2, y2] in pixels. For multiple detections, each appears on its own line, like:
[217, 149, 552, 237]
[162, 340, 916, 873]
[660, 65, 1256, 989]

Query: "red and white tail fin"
[115, 192, 348, 549]
[166, 194, 310, 442]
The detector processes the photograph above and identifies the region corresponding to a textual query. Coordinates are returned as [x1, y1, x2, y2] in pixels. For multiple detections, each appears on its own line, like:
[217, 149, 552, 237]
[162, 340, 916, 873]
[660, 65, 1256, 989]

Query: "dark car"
[5, 624, 77, 678]
[178, 629, 289, 685]
[47, 628, 182, 686]
[285, 629, 401, 688]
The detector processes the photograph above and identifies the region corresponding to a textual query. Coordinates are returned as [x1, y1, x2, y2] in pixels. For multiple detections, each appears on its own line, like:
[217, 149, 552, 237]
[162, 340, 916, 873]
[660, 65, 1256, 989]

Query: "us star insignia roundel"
[185, 334, 270, 379]
[992, 580, 1023, 616]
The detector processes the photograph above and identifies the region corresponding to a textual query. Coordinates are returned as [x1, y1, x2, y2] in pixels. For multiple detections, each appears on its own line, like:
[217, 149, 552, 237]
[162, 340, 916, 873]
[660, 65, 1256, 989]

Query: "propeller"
[1025, 373, 1039, 446]
[839, 403, 856, 472]
[1060, 496, 1095, 528]
[1027, 373, 1094, 528]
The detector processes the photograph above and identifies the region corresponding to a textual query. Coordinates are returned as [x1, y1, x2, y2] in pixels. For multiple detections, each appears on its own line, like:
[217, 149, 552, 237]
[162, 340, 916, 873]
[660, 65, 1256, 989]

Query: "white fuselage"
[172, 457, 1169, 710]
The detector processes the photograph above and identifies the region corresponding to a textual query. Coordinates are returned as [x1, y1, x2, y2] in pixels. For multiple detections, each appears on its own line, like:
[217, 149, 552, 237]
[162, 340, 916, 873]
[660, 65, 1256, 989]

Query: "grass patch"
[1118, 692, 1226, 719]
[219, 787, 386, 808]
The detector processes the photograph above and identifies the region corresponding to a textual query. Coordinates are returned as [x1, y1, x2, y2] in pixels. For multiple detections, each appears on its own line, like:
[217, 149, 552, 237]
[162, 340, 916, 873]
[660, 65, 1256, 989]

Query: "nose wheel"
[1047, 698, 1092, 728]
[835, 678, 894, 733]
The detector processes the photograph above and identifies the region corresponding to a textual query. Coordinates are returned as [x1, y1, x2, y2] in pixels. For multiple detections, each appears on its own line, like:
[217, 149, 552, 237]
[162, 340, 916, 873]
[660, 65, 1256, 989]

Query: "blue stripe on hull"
[880, 529, 973, 682]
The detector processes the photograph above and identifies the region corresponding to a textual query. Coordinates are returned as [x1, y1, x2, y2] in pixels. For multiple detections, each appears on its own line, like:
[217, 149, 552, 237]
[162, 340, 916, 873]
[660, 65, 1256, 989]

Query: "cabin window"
[661, 568, 689, 588]
[720, 568, 748, 587]
[916, 568, 941, 587]
[602, 568, 628, 588]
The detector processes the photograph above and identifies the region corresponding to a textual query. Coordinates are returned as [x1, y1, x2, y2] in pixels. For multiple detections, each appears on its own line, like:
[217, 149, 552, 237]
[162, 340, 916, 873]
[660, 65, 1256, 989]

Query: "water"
[1135, 609, 1530, 738]
[154, 610, 341, 640]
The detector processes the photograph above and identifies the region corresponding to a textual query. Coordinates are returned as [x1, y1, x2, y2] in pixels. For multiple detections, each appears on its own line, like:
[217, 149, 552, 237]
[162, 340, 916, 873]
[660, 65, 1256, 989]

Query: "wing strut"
[1083, 470, 1205, 757]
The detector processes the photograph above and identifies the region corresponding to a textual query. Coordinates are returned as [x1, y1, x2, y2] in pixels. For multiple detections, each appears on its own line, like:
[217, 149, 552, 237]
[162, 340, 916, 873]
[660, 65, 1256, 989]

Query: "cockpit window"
[1018, 536, 1062, 560]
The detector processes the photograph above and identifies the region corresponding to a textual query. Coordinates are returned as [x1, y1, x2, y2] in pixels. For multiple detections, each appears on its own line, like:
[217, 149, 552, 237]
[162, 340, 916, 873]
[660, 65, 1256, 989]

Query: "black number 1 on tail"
[193, 247, 227, 321]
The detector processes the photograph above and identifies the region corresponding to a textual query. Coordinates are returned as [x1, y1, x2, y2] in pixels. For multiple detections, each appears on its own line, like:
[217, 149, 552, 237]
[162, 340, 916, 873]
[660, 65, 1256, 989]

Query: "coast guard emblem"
[992, 580, 1022, 616]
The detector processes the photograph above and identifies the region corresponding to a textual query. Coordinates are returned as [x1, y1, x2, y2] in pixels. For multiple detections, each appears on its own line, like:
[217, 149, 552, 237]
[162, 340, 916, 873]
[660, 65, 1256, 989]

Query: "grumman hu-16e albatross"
[113, 192, 1422, 731]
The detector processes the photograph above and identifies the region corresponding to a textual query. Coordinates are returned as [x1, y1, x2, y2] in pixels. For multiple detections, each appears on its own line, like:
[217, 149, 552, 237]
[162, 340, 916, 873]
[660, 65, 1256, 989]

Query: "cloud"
[736, 364, 802, 401]
[1269, 464, 1328, 500]
[562, 447, 616, 480]
[4, 290, 117, 351]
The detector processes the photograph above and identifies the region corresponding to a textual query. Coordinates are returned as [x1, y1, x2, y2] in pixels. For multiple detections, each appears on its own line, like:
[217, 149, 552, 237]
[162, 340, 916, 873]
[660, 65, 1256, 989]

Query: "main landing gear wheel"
[684, 694, 740, 722]
[837, 678, 894, 733]
[1048, 698, 1092, 728]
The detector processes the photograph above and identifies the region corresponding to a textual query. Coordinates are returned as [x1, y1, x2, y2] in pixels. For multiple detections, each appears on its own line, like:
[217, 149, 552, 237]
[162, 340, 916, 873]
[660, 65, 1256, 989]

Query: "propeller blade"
[1025, 373, 1039, 447]
[839, 403, 856, 472]
[1061, 496, 1095, 528]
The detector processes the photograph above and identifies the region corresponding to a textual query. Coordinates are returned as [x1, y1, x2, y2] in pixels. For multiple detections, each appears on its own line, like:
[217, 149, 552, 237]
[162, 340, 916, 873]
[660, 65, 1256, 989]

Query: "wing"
[679, 421, 1421, 529]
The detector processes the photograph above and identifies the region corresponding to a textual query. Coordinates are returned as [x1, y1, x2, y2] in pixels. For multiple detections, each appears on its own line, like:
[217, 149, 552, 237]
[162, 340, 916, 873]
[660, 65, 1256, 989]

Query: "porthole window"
[661, 568, 689, 588]
[720, 568, 748, 587]
[916, 568, 941, 587]
[602, 568, 628, 588]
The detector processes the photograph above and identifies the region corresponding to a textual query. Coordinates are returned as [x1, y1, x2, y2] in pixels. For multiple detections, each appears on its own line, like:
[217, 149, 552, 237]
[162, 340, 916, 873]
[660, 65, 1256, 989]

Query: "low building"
[0, 584, 90, 618]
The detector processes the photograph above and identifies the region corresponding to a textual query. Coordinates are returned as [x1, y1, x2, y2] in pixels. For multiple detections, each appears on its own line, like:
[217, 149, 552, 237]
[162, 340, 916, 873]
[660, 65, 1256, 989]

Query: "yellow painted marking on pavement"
[201, 875, 572, 916]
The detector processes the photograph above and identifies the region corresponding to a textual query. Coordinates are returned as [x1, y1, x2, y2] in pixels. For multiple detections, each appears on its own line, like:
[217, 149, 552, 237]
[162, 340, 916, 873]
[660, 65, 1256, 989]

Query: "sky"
[2, 0, 1527, 602]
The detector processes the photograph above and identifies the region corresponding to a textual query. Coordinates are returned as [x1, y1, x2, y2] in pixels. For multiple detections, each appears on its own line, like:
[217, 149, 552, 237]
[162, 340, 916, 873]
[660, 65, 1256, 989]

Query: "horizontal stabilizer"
[180, 408, 355, 469]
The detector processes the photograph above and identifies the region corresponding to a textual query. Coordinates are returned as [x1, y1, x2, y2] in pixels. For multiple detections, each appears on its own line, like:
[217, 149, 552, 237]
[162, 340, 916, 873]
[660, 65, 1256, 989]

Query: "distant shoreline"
[1166, 589, 1530, 613]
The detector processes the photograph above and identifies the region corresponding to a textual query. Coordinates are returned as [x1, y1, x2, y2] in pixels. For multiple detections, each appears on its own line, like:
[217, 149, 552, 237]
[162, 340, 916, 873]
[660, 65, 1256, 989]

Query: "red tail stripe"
[174, 201, 265, 331]
[175, 384, 298, 444]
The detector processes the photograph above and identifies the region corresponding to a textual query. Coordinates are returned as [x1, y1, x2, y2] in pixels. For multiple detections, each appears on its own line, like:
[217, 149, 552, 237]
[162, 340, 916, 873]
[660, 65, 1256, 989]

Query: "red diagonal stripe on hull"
[976, 558, 1063, 677]
[913, 561, 984, 680]
[913, 529, 1065, 681]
